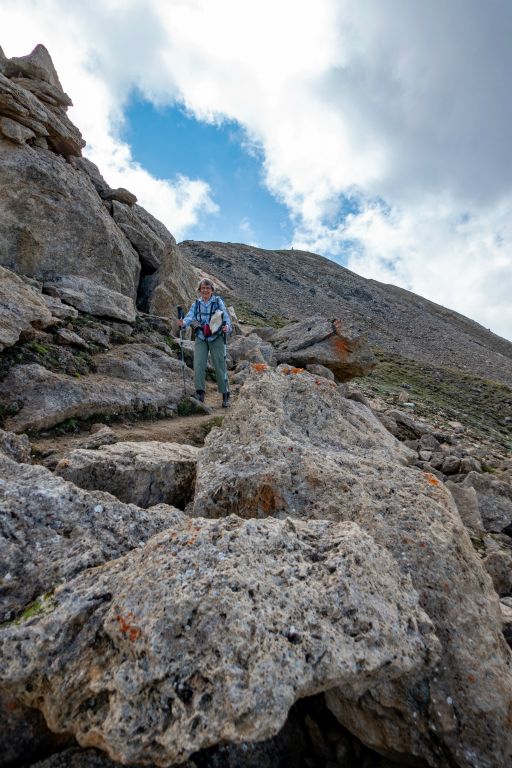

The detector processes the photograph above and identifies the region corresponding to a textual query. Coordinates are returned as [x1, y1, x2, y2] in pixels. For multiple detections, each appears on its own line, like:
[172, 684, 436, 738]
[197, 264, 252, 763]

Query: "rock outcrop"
[0, 44, 196, 320]
[0, 452, 178, 622]
[55, 441, 200, 509]
[191, 365, 512, 767]
[0, 513, 436, 765]
[0, 265, 53, 350]
[268, 316, 376, 381]
[0, 344, 192, 433]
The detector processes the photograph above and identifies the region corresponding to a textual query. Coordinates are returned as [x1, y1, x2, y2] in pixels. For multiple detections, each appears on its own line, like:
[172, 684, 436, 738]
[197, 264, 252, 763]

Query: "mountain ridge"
[180, 239, 512, 387]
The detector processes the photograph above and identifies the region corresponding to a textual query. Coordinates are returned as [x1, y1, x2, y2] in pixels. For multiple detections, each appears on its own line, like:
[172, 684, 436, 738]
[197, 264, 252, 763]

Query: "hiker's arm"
[180, 303, 196, 329]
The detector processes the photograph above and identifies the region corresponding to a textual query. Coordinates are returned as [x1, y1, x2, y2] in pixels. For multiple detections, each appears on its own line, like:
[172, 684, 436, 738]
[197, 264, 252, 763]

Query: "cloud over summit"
[1, 0, 512, 338]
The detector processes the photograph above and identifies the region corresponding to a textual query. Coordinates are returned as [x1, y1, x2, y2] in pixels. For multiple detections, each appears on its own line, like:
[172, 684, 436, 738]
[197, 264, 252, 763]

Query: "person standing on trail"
[178, 278, 232, 407]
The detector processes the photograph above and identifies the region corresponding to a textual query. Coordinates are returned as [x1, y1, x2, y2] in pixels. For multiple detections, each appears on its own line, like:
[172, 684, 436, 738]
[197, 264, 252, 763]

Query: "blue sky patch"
[121, 97, 294, 249]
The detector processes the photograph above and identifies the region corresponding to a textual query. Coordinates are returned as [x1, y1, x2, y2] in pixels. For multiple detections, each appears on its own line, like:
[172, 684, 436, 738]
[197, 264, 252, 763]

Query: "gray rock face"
[0, 265, 53, 350]
[0, 514, 436, 765]
[0, 139, 141, 299]
[0, 452, 178, 622]
[268, 316, 376, 381]
[227, 333, 276, 367]
[120, 204, 196, 316]
[41, 293, 79, 320]
[44, 276, 137, 323]
[462, 471, 512, 532]
[0, 65, 83, 156]
[191, 366, 512, 768]
[0, 344, 192, 433]
[445, 480, 483, 531]
[0, 45, 197, 320]
[0, 428, 31, 463]
[55, 441, 200, 509]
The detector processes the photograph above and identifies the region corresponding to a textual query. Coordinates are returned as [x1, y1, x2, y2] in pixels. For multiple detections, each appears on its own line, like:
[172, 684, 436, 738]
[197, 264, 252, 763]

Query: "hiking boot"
[195, 390, 205, 402]
[222, 392, 230, 408]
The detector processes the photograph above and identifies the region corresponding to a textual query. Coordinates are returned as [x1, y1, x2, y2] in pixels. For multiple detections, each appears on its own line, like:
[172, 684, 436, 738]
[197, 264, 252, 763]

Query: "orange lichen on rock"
[315, 378, 336, 388]
[252, 363, 269, 373]
[330, 335, 350, 358]
[243, 483, 286, 515]
[115, 612, 141, 642]
[424, 472, 441, 487]
[281, 366, 305, 375]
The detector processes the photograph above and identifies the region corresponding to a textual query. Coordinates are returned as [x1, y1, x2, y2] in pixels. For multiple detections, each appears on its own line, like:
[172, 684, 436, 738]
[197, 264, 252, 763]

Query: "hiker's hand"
[178, 319, 184, 328]
[222, 324, 229, 333]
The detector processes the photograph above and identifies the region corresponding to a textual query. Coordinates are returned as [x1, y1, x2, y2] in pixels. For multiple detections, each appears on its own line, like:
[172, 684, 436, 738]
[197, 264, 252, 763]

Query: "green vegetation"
[177, 396, 206, 417]
[197, 415, 225, 443]
[228, 297, 288, 329]
[1, 591, 57, 627]
[26, 340, 49, 355]
[358, 347, 512, 451]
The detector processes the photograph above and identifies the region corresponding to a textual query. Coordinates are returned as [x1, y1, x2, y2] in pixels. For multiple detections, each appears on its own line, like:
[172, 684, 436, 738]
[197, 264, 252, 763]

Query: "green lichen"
[14, 592, 57, 625]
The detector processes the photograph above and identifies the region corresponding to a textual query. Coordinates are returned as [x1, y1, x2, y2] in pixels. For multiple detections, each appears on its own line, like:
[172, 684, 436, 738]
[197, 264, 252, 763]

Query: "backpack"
[192, 296, 223, 340]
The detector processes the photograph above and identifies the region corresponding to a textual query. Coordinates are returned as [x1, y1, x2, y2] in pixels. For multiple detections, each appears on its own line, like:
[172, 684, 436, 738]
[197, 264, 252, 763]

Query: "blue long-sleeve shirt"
[182, 295, 232, 341]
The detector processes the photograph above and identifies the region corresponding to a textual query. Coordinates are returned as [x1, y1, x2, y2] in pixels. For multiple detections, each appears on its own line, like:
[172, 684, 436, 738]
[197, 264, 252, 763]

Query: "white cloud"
[2, 0, 512, 338]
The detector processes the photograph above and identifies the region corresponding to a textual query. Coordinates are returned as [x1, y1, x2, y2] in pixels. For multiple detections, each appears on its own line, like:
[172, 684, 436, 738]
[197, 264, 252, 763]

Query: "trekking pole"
[223, 330, 230, 405]
[177, 306, 187, 396]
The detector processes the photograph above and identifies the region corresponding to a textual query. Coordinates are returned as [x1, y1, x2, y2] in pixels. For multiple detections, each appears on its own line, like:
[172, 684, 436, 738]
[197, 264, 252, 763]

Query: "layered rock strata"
[0, 344, 192, 433]
[0, 44, 196, 320]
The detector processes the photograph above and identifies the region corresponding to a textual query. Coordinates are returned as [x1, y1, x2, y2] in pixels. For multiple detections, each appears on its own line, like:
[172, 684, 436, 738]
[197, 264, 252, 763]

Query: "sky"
[1, 0, 512, 341]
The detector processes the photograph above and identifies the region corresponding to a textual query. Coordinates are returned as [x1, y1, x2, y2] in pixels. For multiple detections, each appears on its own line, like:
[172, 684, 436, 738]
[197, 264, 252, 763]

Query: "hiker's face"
[199, 284, 213, 299]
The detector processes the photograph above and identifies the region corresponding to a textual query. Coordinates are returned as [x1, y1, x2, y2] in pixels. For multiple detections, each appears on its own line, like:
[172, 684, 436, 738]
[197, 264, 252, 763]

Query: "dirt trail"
[31, 383, 228, 463]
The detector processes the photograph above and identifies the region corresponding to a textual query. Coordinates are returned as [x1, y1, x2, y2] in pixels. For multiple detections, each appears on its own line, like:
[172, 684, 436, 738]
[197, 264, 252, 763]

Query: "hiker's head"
[198, 278, 214, 299]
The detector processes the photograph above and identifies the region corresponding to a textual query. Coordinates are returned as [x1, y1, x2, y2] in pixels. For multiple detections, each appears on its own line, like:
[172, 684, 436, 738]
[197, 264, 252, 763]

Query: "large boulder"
[55, 441, 200, 509]
[191, 366, 512, 768]
[0, 513, 436, 765]
[0, 138, 141, 299]
[0, 45, 197, 319]
[0, 452, 178, 623]
[268, 316, 376, 381]
[0, 344, 192, 433]
[0, 265, 53, 350]
[227, 333, 276, 367]
[43, 276, 136, 323]
[462, 471, 512, 532]
[110, 203, 197, 311]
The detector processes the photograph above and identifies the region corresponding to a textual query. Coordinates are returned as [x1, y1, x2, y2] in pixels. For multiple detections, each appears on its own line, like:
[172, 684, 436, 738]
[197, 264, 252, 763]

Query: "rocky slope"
[179, 240, 512, 387]
[1, 44, 512, 768]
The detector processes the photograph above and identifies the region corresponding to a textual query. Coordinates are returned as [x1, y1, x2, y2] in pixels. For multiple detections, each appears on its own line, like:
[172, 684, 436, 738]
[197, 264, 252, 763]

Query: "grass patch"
[177, 397, 207, 417]
[358, 347, 512, 451]
[1, 591, 57, 627]
[228, 298, 288, 329]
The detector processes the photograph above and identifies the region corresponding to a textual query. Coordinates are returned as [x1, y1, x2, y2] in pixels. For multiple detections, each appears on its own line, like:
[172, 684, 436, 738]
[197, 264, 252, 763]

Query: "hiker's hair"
[198, 278, 215, 291]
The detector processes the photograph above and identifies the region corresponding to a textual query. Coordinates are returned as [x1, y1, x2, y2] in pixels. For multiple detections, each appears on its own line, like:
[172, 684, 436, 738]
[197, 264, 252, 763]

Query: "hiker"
[178, 278, 232, 407]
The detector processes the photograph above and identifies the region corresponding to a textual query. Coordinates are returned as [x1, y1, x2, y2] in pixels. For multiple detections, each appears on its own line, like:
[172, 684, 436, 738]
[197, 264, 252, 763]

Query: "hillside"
[180, 240, 512, 387]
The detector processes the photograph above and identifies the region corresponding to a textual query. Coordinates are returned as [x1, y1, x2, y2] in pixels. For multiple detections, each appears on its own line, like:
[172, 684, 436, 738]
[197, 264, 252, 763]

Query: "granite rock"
[0, 452, 178, 622]
[191, 365, 512, 768]
[0, 265, 53, 350]
[56, 441, 200, 509]
[0, 345, 192, 433]
[0, 515, 436, 765]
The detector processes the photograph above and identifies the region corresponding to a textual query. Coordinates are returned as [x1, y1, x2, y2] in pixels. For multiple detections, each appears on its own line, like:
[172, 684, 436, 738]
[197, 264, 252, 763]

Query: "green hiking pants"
[194, 335, 228, 394]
